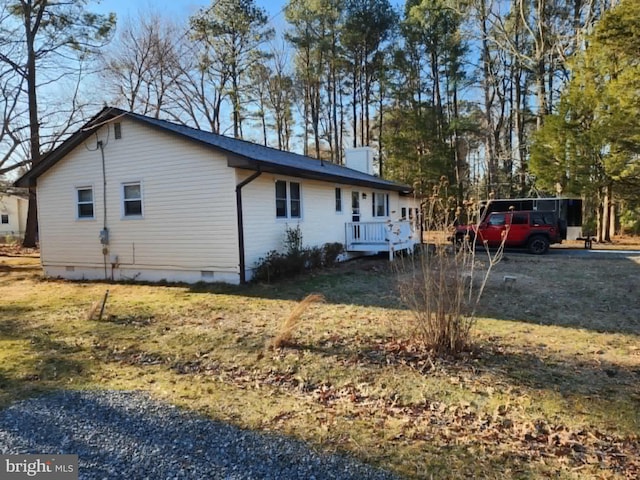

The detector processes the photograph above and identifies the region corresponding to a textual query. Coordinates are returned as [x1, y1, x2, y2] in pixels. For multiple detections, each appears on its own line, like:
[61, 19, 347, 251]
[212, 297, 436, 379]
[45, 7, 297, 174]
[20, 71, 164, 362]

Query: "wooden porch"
[345, 221, 418, 260]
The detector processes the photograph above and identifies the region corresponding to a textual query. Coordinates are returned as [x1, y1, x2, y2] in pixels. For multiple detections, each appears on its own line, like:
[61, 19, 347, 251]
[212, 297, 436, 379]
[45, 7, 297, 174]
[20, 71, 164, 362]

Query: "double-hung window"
[372, 192, 389, 217]
[123, 182, 143, 217]
[275, 180, 301, 219]
[76, 187, 94, 219]
[275, 180, 288, 218]
[1, 214, 8, 224]
[290, 182, 301, 218]
[335, 188, 342, 213]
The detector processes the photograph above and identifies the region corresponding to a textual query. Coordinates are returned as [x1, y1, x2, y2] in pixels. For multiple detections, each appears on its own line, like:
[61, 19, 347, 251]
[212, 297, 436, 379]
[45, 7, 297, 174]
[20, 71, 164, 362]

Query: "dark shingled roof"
[15, 107, 412, 194]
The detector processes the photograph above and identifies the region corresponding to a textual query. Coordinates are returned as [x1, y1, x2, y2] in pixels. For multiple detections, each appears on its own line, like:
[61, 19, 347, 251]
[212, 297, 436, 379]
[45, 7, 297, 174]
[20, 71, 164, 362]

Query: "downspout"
[98, 141, 109, 280]
[236, 170, 262, 284]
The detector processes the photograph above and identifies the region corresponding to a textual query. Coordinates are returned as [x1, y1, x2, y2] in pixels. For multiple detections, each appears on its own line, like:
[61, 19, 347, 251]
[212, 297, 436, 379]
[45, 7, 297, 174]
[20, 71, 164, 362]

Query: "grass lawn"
[1, 247, 639, 479]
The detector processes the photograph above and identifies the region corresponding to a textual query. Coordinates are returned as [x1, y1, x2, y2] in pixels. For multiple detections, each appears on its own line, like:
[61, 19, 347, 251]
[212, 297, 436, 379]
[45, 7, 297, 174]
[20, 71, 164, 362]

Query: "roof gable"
[15, 107, 412, 194]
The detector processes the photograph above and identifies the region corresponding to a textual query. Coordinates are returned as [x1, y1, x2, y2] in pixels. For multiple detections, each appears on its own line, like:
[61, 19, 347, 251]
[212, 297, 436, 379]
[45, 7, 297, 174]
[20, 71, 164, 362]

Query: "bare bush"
[396, 181, 505, 355]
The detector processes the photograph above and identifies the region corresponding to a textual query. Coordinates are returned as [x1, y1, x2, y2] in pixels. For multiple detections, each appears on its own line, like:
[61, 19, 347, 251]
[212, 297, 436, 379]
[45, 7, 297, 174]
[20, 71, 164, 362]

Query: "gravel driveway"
[0, 390, 399, 480]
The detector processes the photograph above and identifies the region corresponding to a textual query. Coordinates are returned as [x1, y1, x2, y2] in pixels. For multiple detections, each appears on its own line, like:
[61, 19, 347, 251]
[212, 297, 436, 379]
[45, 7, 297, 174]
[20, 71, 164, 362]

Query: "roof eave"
[227, 157, 412, 194]
[13, 107, 123, 188]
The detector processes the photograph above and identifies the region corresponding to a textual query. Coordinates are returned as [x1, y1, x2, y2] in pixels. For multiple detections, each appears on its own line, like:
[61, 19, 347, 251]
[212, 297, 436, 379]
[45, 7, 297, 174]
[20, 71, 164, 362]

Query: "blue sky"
[93, 0, 289, 29]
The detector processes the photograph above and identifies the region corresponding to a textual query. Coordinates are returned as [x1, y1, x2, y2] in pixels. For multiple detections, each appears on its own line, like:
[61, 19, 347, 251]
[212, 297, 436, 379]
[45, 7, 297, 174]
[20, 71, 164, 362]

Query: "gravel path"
[0, 390, 399, 480]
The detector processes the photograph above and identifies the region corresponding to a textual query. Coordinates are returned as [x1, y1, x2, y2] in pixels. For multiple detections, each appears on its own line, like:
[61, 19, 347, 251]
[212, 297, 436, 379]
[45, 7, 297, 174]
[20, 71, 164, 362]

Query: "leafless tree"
[101, 11, 182, 118]
[0, 0, 115, 246]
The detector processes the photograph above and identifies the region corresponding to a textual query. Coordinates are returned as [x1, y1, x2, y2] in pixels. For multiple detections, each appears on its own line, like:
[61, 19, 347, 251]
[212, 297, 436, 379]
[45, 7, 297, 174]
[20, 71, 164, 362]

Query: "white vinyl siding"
[36, 118, 239, 282]
[34, 115, 418, 284]
[240, 174, 414, 278]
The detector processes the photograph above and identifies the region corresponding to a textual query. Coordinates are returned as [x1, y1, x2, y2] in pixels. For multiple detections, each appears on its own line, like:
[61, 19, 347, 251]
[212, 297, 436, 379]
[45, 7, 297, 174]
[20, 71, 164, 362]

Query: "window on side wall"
[290, 182, 301, 218]
[335, 187, 342, 213]
[1, 214, 8, 224]
[373, 192, 389, 217]
[76, 187, 94, 219]
[275, 180, 288, 218]
[122, 182, 143, 217]
[275, 180, 301, 219]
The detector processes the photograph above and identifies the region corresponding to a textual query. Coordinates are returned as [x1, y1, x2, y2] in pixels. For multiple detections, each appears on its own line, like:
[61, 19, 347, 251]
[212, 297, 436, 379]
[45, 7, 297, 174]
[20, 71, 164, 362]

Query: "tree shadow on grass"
[187, 254, 404, 309]
[0, 315, 91, 409]
[474, 253, 640, 335]
[272, 335, 640, 431]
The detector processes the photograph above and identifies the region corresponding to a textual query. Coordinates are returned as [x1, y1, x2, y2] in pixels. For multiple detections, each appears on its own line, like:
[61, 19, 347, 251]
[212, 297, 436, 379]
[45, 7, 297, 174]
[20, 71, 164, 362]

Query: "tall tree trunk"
[601, 184, 612, 242]
[609, 201, 616, 238]
[534, 0, 547, 130]
[364, 61, 371, 145]
[261, 109, 267, 146]
[378, 89, 384, 178]
[431, 50, 442, 140]
[23, 2, 42, 248]
[480, 0, 497, 194]
[596, 201, 603, 243]
[313, 84, 321, 159]
[452, 84, 464, 204]
[304, 48, 310, 156]
[514, 26, 527, 196]
[352, 65, 357, 148]
[331, 38, 340, 163]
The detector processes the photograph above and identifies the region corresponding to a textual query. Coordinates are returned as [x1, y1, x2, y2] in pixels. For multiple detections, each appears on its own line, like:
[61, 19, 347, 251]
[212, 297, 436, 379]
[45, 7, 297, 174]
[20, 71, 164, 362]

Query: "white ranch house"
[0, 190, 28, 242]
[16, 107, 420, 284]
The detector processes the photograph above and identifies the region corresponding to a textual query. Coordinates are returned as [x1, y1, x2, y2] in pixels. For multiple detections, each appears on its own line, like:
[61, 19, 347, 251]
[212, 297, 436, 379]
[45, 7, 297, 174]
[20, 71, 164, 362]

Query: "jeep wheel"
[527, 235, 549, 254]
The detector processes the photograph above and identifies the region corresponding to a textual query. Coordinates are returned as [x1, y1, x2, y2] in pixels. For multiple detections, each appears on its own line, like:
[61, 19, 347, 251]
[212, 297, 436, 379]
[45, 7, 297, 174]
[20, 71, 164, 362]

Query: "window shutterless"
[290, 182, 301, 218]
[123, 182, 143, 217]
[275, 180, 288, 218]
[275, 180, 301, 219]
[76, 187, 94, 219]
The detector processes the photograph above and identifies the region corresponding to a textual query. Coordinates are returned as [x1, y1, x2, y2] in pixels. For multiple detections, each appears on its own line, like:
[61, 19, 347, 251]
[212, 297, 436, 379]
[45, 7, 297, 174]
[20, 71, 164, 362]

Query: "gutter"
[236, 170, 262, 284]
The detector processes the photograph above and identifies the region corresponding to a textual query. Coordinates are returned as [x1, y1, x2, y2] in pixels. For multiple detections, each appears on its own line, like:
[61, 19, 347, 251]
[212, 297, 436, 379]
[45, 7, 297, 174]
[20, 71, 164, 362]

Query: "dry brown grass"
[268, 293, 325, 349]
[1, 250, 640, 479]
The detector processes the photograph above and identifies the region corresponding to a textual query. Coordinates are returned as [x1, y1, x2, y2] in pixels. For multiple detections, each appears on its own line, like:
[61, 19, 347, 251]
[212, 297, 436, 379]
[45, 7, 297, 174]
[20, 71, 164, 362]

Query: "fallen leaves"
[94, 338, 640, 477]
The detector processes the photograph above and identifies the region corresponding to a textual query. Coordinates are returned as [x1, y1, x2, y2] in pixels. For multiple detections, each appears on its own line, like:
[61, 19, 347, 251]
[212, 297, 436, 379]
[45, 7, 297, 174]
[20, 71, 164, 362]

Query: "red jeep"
[452, 210, 564, 254]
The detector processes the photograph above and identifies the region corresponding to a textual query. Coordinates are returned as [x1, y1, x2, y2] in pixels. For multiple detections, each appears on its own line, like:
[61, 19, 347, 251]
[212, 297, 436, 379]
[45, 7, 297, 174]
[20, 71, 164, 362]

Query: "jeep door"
[507, 212, 530, 245]
[478, 213, 508, 246]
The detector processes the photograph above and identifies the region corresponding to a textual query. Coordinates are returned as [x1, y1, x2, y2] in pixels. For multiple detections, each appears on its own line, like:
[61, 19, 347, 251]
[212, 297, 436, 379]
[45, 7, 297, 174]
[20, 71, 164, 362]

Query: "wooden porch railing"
[345, 221, 416, 259]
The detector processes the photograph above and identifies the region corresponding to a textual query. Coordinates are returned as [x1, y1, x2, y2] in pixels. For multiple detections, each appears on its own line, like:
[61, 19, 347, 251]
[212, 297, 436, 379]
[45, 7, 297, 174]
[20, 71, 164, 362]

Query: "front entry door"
[351, 191, 360, 222]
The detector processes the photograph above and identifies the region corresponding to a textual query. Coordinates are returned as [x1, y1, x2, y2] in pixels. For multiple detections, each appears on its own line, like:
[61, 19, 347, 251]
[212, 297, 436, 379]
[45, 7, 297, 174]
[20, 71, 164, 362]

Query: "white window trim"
[75, 185, 95, 221]
[275, 179, 303, 221]
[275, 179, 288, 219]
[372, 192, 389, 218]
[121, 181, 144, 219]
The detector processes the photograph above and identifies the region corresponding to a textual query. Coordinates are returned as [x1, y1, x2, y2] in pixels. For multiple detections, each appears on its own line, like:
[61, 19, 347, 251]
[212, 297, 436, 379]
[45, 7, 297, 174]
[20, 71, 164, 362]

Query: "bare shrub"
[396, 181, 505, 355]
[252, 226, 345, 283]
[268, 294, 325, 349]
